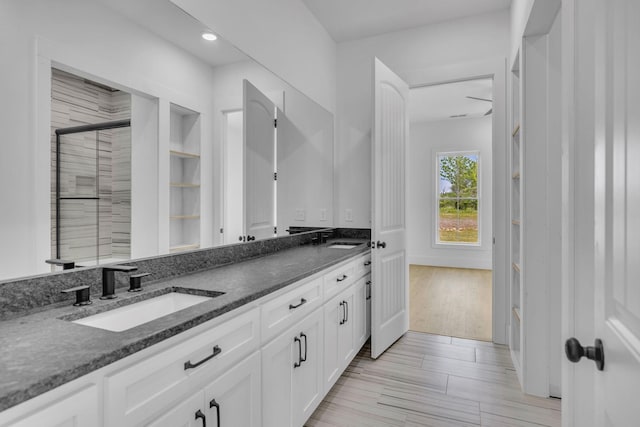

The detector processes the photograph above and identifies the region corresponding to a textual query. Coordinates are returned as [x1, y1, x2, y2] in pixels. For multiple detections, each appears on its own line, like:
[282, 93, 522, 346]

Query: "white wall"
[0, 0, 216, 280]
[408, 117, 493, 269]
[171, 0, 337, 115]
[335, 10, 510, 229]
[510, 0, 535, 64]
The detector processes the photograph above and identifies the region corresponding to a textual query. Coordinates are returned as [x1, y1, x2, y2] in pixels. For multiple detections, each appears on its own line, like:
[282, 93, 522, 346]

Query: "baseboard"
[408, 255, 491, 270]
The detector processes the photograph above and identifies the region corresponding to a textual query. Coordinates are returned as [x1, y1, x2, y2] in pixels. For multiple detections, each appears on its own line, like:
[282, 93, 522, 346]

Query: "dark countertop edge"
[0, 242, 369, 412]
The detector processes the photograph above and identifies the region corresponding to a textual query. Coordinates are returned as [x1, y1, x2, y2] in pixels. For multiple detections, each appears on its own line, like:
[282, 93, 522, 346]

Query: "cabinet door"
[366, 274, 372, 340]
[353, 277, 367, 350]
[1, 385, 99, 427]
[291, 309, 324, 427]
[146, 391, 204, 427]
[339, 291, 356, 367]
[204, 351, 261, 427]
[261, 326, 294, 427]
[323, 287, 355, 393]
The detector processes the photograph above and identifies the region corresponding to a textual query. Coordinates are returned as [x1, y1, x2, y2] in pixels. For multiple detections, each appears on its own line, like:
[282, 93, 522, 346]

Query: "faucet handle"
[128, 273, 151, 292]
[46, 259, 75, 270]
[61, 285, 92, 306]
[103, 265, 138, 272]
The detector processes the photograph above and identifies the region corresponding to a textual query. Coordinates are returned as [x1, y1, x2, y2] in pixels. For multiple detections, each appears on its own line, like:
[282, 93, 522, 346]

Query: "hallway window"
[436, 152, 480, 245]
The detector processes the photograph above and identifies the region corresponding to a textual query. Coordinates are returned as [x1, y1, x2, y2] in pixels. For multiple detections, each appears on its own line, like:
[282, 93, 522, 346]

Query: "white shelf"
[169, 103, 201, 252]
[512, 306, 521, 322]
[170, 182, 200, 188]
[170, 150, 200, 159]
[169, 243, 200, 253]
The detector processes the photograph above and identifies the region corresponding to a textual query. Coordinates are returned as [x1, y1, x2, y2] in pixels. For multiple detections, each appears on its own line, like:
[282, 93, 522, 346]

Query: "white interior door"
[591, 0, 640, 424]
[243, 79, 275, 241]
[371, 57, 410, 358]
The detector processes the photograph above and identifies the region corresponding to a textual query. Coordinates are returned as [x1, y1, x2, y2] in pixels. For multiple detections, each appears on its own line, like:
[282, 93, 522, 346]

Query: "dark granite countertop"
[0, 239, 369, 412]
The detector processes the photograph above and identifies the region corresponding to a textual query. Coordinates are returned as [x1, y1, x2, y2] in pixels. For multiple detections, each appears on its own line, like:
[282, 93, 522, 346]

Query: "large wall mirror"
[0, 0, 334, 281]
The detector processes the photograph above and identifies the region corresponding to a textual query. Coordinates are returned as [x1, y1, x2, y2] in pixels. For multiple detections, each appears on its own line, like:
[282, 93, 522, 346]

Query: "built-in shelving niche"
[510, 50, 523, 376]
[169, 103, 201, 253]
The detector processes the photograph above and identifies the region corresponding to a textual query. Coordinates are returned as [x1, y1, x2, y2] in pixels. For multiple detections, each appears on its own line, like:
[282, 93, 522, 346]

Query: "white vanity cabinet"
[105, 307, 260, 427]
[0, 249, 372, 427]
[323, 285, 356, 391]
[148, 351, 262, 427]
[262, 308, 324, 427]
[0, 384, 100, 427]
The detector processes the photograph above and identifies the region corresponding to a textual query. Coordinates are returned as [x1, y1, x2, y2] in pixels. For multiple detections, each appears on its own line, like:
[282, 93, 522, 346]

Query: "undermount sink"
[327, 242, 359, 249]
[72, 290, 218, 332]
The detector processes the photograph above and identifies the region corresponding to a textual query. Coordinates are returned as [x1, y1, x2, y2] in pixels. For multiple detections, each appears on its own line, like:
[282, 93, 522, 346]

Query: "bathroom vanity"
[0, 237, 371, 427]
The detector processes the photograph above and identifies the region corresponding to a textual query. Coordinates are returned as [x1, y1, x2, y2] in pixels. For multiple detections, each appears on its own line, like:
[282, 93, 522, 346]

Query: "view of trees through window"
[437, 153, 479, 244]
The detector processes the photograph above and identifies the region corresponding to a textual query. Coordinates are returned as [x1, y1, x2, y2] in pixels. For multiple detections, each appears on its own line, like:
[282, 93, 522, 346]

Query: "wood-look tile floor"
[410, 266, 492, 342]
[306, 332, 561, 427]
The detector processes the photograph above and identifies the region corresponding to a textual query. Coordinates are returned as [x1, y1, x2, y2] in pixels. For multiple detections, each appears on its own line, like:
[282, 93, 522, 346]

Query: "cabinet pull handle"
[339, 301, 345, 325]
[364, 261, 371, 266]
[344, 301, 349, 322]
[289, 298, 307, 310]
[366, 281, 372, 300]
[184, 345, 222, 370]
[195, 409, 206, 427]
[337, 274, 348, 282]
[300, 332, 308, 363]
[209, 399, 220, 426]
[294, 336, 303, 368]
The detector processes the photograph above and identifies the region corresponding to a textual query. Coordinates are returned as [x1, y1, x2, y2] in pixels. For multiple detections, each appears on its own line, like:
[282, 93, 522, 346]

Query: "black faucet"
[100, 265, 137, 299]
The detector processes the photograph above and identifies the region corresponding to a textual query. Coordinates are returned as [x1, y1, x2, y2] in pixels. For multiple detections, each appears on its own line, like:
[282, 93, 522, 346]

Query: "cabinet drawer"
[261, 276, 323, 343]
[352, 252, 372, 279]
[323, 260, 356, 300]
[104, 307, 260, 427]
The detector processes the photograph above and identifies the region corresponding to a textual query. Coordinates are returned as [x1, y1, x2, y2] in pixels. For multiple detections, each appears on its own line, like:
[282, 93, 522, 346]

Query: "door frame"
[401, 58, 507, 344]
[560, 0, 598, 425]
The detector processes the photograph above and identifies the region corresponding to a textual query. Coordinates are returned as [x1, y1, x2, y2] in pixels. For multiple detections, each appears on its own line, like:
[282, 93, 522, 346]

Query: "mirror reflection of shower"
[51, 69, 131, 267]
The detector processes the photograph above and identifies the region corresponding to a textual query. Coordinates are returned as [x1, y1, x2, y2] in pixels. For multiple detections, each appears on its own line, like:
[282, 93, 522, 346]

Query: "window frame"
[434, 150, 482, 247]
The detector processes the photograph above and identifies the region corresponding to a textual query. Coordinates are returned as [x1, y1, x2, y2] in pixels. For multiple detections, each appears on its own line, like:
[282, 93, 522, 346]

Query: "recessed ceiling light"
[202, 32, 217, 41]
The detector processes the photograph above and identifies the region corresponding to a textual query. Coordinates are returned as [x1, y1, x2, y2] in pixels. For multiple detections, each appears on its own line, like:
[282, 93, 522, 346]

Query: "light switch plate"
[320, 208, 327, 221]
[295, 209, 305, 221]
[345, 209, 353, 222]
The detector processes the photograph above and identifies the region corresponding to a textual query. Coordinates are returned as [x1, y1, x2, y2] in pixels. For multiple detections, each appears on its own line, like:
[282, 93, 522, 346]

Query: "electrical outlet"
[320, 208, 327, 221]
[345, 208, 353, 222]
[295, 209, 305, 221]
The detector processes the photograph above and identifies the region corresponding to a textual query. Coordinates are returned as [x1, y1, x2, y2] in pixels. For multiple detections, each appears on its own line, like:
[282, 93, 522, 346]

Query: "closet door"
[243, 79, 276, 241]
[371, 57, 410, 359]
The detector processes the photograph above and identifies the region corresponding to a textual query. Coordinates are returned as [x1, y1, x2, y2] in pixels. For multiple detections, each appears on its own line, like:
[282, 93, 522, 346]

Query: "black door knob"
[376, 241, 386, 249]
[247, 235, 256, 241]
[565, 337, 605, 371]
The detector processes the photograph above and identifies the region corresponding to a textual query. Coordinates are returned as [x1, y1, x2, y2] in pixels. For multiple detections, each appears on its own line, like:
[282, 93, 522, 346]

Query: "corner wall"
[335, 10, 510, 229]
[171, 0, 337, 115]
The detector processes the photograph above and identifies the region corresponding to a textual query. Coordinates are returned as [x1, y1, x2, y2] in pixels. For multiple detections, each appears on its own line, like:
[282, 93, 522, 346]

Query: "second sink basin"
[72, 291, 217, 332]
[327, 242, 359, 249]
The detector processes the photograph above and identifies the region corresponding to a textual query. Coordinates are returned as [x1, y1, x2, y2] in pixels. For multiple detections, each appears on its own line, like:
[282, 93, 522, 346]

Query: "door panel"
[371, 57, 410, 358]
[292, 309, 324, 427]
[594, 0, 640, 424]
[204, 352, 261, 427]
[243, 79, 275, 241]
[261, 329, 293, 427]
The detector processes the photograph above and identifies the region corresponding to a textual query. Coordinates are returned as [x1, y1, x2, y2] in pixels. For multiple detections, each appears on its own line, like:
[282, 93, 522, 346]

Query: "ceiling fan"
[466, 96, 493, 116]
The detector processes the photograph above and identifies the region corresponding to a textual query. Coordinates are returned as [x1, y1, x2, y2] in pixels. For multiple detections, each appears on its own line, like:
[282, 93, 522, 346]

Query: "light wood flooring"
[307, 332, 561, 426]
[410, 266, 492, 342]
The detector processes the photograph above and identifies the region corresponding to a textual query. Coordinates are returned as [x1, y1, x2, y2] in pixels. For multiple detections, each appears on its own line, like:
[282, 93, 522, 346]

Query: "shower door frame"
[54, 119, 131, 260]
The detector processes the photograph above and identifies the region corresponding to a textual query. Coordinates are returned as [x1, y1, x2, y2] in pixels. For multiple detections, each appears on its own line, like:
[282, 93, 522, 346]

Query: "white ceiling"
[302, 0, 511, 42]
[409, 78, 493, 123]
[97, 0, 248, 68]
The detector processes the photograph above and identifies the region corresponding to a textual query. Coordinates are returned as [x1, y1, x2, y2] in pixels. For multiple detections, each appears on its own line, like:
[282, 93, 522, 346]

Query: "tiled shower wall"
[50, 69, 131, 263]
